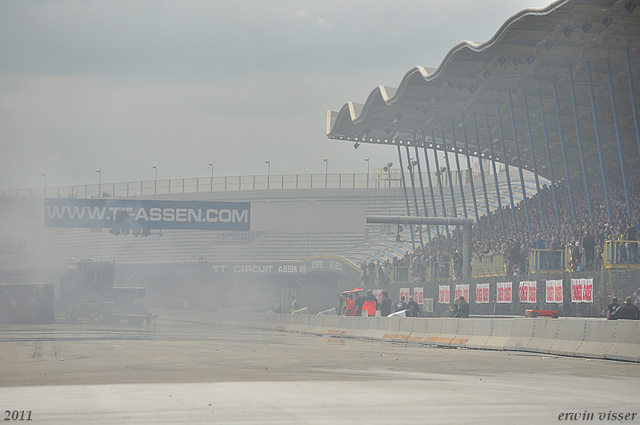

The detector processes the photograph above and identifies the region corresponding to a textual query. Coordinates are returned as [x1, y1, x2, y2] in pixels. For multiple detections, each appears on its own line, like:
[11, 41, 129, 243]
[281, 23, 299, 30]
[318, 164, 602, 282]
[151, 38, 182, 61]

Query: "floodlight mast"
[366, 215, 473, 279]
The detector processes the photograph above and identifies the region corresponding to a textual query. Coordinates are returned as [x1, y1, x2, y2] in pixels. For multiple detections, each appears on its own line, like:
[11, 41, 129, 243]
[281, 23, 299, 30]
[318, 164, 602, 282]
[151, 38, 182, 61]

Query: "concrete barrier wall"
[527, 318, 560, 354]
[485, 319, 512, 350]
[154, 309, 640, 363]
[504, 319, 535, 351]
[606, 320, 640, 362]
[465, 319, 493, 349]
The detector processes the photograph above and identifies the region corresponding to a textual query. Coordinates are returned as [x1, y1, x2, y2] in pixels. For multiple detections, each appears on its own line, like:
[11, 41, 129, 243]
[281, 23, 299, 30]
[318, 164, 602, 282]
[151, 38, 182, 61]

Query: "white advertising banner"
[545, 280, 563, 304]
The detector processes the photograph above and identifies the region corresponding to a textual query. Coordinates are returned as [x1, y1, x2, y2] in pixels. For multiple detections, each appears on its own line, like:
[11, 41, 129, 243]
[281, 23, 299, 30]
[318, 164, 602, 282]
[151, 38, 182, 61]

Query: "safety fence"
[471, 255, 506, 277]
[379, 245, 639, 284]
[2, 169, 472, 199]
[155, 308, 640, 363]
[530, 249, 566, 274]
[603, 240, 640, 270]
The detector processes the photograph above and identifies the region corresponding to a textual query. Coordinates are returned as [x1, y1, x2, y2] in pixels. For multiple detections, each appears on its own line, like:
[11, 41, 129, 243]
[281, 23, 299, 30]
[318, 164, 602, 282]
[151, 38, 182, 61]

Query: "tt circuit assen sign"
[44, 198, 250, 231]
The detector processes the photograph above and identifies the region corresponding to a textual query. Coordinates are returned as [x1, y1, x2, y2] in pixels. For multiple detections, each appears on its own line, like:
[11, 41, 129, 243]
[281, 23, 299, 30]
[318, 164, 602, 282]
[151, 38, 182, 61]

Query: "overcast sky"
[0, 0, 553, 191]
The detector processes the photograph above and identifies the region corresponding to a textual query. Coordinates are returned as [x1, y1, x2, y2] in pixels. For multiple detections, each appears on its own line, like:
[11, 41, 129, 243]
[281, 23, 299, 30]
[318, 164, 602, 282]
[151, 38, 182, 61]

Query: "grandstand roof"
[326, 0, 640, 182]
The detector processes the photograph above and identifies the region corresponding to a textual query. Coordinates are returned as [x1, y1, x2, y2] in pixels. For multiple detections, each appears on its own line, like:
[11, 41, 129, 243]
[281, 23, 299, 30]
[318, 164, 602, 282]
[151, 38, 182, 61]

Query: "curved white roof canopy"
[327, 0, 640, 182]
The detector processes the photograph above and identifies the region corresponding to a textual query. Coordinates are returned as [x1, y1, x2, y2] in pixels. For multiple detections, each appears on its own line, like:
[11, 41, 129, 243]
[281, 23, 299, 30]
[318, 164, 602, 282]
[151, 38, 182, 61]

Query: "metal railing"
[471, 255, 507, 277]
[603, 240, 640, 269]
[2, 169, 472, 199]
[529, 249, 565, 274]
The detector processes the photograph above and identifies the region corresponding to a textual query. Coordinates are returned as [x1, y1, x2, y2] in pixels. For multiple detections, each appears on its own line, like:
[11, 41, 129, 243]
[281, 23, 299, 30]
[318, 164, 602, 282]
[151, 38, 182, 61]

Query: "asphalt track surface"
[1, 318, 639, 424]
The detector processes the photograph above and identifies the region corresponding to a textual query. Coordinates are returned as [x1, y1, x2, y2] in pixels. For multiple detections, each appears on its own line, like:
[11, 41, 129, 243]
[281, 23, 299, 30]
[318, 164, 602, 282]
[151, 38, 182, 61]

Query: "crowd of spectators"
[366, 162, 640, 281]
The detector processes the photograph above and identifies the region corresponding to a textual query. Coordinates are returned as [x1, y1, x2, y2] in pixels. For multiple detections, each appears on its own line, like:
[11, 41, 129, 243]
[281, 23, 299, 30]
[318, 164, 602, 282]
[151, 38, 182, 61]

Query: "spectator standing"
[354, 292, 364, 316]
[379, 291, 392, 317]
[360, 290, 378, 317]
[606, 297, 622, 320]
[394, 296, 407, 313]
[449, 298, 459, 317]
[623, 223, 637, 263]
[406, 295, 420, 317]
[345, 294, 356, 316]
[455, 296, 470, 318]
[583, 231, 595, 267]
[620, 297, 640, 320]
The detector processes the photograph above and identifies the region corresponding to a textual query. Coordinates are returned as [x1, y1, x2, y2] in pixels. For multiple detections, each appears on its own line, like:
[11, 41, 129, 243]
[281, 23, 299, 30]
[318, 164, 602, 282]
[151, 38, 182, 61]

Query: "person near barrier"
[448, 298, 459, 317]
[290, 296, 298, 313]
[394, 296, 407, 313]
[380, 291, 392, 317]
[345, 294, 356, 316]
[360, 290, 378, 317]
[337, 294, 347, 315]
[406, 296, 420, 317]
[607, 297, 622, 320]
[620, 296, 640, 320]
[354, 292, 364, 316]
[455, 296, 469, 318]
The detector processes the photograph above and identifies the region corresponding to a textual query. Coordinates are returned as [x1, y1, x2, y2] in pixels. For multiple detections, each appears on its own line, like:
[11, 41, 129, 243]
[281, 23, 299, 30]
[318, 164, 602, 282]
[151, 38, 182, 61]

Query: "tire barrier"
[154, 309, 640, 363]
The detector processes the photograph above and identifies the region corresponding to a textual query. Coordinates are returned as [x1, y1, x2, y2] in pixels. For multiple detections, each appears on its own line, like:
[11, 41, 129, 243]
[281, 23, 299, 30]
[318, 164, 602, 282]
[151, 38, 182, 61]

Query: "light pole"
[323, 158, 328, 187]
[264, 160, 271, 189]
[41, 172, 46, 197]
[364, 158, 370, 188]
[96, 169, 101, 197]
[383, 162, 393, 213]
[208, 162, 214, 191]
[152, 165, 157, 194]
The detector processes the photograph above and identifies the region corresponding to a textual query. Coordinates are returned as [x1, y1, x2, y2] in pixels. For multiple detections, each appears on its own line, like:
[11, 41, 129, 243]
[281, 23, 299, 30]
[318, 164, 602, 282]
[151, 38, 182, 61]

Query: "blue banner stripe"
[44, 199, 250, 230]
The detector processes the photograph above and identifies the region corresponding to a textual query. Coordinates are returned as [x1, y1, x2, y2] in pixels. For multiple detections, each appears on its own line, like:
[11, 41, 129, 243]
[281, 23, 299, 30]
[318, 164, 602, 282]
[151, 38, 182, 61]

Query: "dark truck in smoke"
[59, 259, 154, 325]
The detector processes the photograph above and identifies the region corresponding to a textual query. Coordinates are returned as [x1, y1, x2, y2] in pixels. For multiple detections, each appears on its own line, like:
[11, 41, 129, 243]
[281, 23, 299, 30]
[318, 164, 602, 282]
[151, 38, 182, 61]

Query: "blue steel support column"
[406, 144, 424, 247]
[432, 129, 451, 242]
[567, 64, 594, 224]
[450, 119, 468, 218]
[442, 129, 460, 244]
[421, 131, 442, 238]
[484, 112, 507, 240]
[626, 48, 640, 167]
[496, 99, 518, 233]
[441, 130, 458, 218]
[522, 90, 545, 229]
[606, 60, 633, 221]
[586, 63, 613, 225]
[507, 89, 531, 233]
[552, 77, 576, 227]
[397, 144, 416, 250]
[460, 113, 481, 238]
[538, 90, 562, 229]
[413, 134, 432, 242]
[472, 113, 493, 240]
